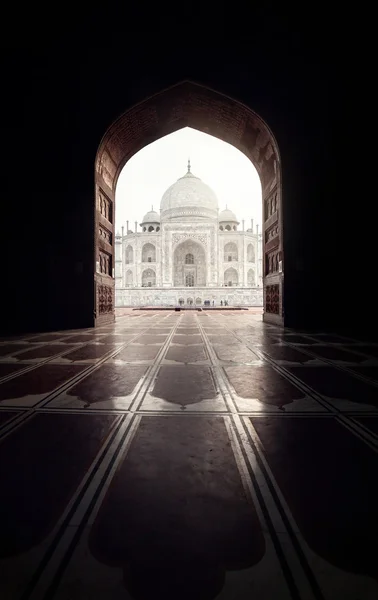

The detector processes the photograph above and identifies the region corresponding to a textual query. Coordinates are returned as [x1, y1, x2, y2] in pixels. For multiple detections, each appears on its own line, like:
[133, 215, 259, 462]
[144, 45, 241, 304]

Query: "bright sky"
[115, 127, 262, 233]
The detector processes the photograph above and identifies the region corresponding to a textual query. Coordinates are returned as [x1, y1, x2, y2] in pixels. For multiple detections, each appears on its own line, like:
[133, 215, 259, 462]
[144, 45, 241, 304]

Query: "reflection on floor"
[0, 310, 377, 600]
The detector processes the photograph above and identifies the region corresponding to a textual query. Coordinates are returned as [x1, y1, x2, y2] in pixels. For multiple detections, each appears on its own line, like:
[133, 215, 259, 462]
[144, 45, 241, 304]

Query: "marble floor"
[0, 310, 377, 600]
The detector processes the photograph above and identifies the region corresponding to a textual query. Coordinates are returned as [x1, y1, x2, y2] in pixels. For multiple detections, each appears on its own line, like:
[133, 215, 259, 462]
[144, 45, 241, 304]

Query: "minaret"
[135, 221, 137, 233]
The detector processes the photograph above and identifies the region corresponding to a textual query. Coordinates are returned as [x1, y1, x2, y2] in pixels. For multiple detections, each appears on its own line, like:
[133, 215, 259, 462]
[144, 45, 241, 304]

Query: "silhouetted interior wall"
[1, 42, 372, 339]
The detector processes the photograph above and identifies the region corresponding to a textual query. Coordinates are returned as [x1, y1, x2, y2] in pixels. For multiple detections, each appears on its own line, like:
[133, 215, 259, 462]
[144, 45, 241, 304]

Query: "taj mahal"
[115, 161, 263, 307]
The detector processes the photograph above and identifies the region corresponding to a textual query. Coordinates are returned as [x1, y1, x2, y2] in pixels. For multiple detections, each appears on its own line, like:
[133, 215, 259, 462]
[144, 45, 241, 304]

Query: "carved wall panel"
[97, 150, 117, 190]
[99, 225, 112, 245]
[98, 284, 113, 314]
[266, 251, 280, 275]
[98, 190, 113, 223]
[265, 225, 279, 243]
[264, 190, 278, 222]
[266, 284, 280, 314]
[99, 251, 112, 276]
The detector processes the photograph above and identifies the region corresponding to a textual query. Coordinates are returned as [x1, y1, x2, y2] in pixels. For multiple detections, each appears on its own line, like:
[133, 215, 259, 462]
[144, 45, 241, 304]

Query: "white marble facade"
[115, 161, 263, 307]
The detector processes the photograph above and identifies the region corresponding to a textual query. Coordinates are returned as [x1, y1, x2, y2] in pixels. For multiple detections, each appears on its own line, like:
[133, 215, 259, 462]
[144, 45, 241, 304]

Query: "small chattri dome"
[140, 207, 160, 225]
[219, 207, 239, 223]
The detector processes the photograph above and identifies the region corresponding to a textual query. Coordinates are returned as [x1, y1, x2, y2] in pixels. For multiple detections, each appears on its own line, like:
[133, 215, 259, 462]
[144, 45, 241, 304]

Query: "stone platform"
[115, 285, 263, 308]
[0, 311, 377, 599]
[135, 306, 248, 311]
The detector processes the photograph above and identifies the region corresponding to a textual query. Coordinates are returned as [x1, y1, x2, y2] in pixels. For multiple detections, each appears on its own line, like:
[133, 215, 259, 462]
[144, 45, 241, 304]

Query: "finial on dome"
[187, 158, 191, 173]
[151, 205, 153, 211]
[226, 204, 228, 209]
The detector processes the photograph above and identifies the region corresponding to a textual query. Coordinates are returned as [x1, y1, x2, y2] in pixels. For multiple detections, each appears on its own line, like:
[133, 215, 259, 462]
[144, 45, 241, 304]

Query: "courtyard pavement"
[0, 310, 377, 599]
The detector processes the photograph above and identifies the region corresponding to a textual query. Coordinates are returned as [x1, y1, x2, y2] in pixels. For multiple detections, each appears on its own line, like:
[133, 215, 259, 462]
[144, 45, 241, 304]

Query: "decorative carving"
[98, 284, 113, 314]
[266, 251, 279, 275]
[97, 150, 117, 189]
[264, 191, 278, 221]
[266, 284, 279, 314]
[265, 225, 279, 243]
[99, 225, 112, 244]
[172, 232, 208, 248]
[98, 190, 113, 223]
[99, 251, 111, 275]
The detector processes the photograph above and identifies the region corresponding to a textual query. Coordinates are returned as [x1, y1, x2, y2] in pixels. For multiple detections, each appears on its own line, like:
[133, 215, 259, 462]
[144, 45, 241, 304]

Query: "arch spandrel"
[96, 81, 280, 195]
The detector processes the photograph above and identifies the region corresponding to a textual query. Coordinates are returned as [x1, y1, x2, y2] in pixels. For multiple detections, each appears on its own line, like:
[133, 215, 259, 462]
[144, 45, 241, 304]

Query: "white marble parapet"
[115, 286, 263, 307]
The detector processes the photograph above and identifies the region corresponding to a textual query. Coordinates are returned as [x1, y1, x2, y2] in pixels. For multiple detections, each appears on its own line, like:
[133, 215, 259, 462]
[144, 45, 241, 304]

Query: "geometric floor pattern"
[0, 310, 377, 599]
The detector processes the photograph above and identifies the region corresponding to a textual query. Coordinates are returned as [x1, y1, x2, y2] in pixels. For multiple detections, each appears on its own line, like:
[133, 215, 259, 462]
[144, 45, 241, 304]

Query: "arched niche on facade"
[173, 239, 206, 287]
[224, 242, 238, 262]
[125, 245, 134, 264]
[247, 244, 255, 262]
[247, 268, 255, 286]
[224, 267, 238, 287]
[142, 268, 156, 287]
[126, 269, 133, 286]
[142, 243, 156, 263]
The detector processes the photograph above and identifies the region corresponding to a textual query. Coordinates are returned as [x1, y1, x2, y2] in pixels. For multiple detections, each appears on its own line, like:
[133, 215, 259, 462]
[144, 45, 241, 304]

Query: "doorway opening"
[95, 81, 282, 325]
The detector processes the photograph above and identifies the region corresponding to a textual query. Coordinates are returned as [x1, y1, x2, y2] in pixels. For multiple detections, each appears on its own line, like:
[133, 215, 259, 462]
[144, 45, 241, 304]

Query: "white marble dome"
[141, 209, 160, 224]
[219, 208, 239, 223]
[160, 161, 219, 221]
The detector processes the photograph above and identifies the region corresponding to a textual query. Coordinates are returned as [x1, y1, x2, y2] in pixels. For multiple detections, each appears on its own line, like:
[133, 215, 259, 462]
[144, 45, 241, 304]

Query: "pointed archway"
[95, 81, 282, 326]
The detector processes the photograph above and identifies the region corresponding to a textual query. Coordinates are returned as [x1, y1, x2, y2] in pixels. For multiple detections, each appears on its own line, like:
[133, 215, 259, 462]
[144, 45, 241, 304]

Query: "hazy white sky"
[115, 127, 262, 233]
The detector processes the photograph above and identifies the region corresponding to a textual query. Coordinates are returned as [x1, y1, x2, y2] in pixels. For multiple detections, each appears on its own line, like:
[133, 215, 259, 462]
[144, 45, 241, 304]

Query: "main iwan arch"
[95, 81, 282, 326]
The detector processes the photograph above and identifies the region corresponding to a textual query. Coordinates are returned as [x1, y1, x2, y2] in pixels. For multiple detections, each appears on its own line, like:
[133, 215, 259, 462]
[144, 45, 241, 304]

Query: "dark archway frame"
[95, 81, 283, 325]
